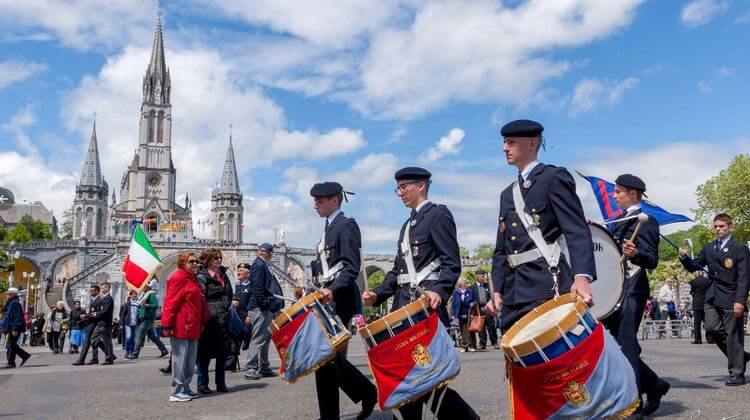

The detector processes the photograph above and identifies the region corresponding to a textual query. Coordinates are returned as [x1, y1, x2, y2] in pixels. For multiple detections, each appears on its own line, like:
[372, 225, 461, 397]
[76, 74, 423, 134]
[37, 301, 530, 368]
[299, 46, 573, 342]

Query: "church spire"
[142, 12, 171, 105]
[219, 132, 241, 195]
[79, 121, 104, 187]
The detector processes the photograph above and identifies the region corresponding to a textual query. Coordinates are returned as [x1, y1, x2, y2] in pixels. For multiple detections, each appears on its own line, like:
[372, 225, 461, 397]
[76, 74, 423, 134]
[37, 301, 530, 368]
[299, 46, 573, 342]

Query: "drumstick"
[619, 213, 649, 263]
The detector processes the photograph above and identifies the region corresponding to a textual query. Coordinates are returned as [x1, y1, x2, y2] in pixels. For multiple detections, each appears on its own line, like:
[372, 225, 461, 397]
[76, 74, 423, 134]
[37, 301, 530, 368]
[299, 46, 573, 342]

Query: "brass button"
[531, 208, 536, 212]
[511, 236, 516, 241]
[512, 222, 518, 227]
[415, 240, 419, 244]
[513, 250, 519, 254]
[400, 269, 403, 273]
[499, 217, 504, 221]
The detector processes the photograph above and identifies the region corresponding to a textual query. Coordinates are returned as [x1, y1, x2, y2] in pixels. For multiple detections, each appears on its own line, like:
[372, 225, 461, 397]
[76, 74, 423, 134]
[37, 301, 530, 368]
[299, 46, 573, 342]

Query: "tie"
[410, 209, 417, 219]
[518, 173, 524, 186]
[715, 240, 722, 254]
[325, 218, 329, 231]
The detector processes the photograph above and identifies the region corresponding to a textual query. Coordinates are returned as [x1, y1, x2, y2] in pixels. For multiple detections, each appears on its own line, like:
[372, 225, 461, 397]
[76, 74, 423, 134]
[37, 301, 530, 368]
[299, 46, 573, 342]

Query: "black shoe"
[72, 361, 84, 366]
[691, 341, 702, 344]
[1, 364, 16, 369]
[20, 354, 30, 366]
[198, 386, 213, 394]
[101, 360, 114, 365]
[216, 385, 229, 393]
[260, 370, 278, 378]
[86, 360, 99, 365]
[159, 366, 171, 374]
[159, 350, 169, 358]
[356, 394, 377, 420]
[643, 380, 670, 415]
[725, 376, 746, 386]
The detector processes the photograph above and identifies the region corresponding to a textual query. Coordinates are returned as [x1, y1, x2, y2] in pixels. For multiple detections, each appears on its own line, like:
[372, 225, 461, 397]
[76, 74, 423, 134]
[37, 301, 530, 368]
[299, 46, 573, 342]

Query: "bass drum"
[588, 223, 625, 319]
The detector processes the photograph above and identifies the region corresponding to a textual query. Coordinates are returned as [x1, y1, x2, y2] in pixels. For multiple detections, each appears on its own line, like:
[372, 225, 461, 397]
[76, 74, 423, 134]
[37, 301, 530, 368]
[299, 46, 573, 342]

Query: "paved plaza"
[1, 337, 748, 419]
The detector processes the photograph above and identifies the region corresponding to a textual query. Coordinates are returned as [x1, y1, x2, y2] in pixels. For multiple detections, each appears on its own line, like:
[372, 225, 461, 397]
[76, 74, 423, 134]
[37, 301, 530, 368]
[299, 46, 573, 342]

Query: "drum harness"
[511, 181, 564, 297]
[399, 215, 442, 302]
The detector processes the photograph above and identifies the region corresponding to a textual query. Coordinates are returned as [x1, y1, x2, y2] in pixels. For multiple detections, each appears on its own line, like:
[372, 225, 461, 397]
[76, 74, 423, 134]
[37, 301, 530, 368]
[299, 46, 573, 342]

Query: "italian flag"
[122, 225, 162, 290]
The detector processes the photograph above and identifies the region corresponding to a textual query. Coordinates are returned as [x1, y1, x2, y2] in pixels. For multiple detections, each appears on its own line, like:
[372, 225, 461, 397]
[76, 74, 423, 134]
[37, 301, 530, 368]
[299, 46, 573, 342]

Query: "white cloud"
[716, 66, 735, 77]
[681, 0, 730, 27]
[332, 153, 399, 190]
[569, 77, 639, 115]
[697, 80, 712, 93]
[267, 128, 366, 161]
[0, 0, 155, 50]
[0, 151, 77, 220]
[1, 104, 38, 155]
[420, 128, 465, 163]
[0, 59, 46, 88]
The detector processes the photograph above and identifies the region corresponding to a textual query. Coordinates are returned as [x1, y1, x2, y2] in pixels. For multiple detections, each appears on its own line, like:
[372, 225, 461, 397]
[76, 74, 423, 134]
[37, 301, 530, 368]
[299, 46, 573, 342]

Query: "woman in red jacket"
[161, 252, 210, 402]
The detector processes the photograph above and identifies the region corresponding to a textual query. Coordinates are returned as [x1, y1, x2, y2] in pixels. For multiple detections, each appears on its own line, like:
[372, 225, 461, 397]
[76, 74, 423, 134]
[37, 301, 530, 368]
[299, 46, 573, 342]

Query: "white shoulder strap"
[511, 181, 562, 269]
[318, 229, 330, 279]
[401, 219, 419, 287]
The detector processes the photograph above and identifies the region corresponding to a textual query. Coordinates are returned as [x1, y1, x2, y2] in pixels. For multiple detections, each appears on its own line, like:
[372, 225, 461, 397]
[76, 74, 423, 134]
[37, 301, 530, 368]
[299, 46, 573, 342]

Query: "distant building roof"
[0, 201, 54, 225]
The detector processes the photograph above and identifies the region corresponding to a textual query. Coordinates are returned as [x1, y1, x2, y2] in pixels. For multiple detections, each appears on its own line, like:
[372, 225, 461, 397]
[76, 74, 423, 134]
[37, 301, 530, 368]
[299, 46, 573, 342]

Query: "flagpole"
[659, 233, 708, 275]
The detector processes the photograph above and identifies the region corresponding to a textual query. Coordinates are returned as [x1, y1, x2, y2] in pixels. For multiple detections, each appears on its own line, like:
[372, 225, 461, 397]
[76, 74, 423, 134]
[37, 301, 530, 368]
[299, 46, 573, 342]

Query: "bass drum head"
[588, 223, 624, 319]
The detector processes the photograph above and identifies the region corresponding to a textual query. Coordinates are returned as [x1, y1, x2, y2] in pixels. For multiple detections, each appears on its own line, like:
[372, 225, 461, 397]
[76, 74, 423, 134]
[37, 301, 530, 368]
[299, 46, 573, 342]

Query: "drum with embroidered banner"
[501, 293, 639, 419]
[359, 296, 461, 411]
[270, 290, 350, 383]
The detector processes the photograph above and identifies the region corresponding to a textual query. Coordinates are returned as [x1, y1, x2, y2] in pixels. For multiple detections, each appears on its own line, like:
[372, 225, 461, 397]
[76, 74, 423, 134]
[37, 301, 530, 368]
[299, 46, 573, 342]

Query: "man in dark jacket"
[680, 213, 750, 386]
[2, 288, 30, 368]
[89, 281, 116, 365]
[689, 272, 711, 344]
[243, 243, 283, 380]
[472, 269, 499, 349]
[73, 285, 101, 365]
[605, 174, 669, 415]
[309, 181, 377, 420]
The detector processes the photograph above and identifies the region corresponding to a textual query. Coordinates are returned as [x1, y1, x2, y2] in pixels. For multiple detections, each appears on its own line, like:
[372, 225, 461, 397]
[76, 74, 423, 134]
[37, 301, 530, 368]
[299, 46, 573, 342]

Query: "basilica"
[70, 17, 243, 243]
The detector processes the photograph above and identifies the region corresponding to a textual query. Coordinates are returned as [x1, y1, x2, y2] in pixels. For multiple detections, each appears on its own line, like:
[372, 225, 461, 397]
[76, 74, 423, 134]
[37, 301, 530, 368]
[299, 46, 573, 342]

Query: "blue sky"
[1, 0, 749, 253]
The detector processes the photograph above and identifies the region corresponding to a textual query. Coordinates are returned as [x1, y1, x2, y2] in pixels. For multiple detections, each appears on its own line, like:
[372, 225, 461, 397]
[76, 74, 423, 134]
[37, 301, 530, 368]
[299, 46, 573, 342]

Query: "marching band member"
[607, 174, 670, 415]
[679, 213, 750, 387]
[310, 182, 377, 420]
[362, 167, 479, 420]
[490, 119, 595, 331]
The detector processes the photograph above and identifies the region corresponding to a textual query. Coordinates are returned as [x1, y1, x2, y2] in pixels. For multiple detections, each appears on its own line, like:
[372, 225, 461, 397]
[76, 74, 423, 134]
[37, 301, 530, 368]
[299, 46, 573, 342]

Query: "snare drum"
[359, 297, 461, 410]
[270, 291, 350, 383]
[501, 293, 597, 366]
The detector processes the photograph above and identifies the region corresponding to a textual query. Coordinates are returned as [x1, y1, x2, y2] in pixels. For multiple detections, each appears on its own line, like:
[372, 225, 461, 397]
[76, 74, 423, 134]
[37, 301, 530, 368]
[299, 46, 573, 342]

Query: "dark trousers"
[603, 293, 661, 397]
[478, 314, 498, 346]
[315, 351, 377, 420]
[398, 387, 478, 420]
[6, 335, 30, 366]
[197, 354, 227, 388]
[75, 324, 97, 363]
[91, 323, 115, 362]
[704, 303, 749, 377]
[693, 309, 705, 343]
[458, 318, 476, 349]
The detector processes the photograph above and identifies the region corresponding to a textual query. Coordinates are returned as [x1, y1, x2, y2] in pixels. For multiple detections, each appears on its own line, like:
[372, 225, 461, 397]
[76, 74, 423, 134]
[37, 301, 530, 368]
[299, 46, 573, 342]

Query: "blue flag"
[583, 174, 692, 226]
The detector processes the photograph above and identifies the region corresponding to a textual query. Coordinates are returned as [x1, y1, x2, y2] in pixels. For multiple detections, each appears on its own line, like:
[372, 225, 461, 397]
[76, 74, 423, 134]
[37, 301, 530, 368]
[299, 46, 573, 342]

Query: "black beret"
[500, 119, 544, 137]
[237, 262, 251, 270]
[395, 167, 431, 181]
[310, 182, 343, 197]
[615, 174, 646, 192]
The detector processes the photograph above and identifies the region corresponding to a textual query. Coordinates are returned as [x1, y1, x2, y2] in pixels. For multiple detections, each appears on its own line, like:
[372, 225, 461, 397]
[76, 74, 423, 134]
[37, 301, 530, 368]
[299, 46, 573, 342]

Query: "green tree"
[5, 224, 32, 243]
[650, 261, 692, 304]
[459, 246, 470, 259]
[472, 243, 494, 260]
[59, 208, 74, 240]
[19, 215, 53, 241]
[694, 154, 750, 241]
[0, 226, 7, 242]
[364, 270, 386, 318]
[658, 224, 713, 261]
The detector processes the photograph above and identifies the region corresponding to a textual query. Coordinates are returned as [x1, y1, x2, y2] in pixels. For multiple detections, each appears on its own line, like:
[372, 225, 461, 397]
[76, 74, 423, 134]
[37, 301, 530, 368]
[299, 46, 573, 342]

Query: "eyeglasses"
[394, 181, 419, 194]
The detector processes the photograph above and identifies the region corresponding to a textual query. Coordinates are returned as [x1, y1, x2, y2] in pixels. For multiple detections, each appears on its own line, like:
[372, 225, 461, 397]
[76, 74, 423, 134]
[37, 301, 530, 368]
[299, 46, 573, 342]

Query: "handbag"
[468, 304, 485, 333]
[228, 305, 249, 337]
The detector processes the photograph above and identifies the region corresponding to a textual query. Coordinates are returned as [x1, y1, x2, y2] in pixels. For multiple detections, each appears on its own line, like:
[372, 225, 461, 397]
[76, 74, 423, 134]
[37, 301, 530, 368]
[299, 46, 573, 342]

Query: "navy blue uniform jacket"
[373, 202, 461, 325]
[318, 211, 363, 323]
[680, 237, 750, 310]
[610, 208, 660, 297]
[492, 164, 596, 305]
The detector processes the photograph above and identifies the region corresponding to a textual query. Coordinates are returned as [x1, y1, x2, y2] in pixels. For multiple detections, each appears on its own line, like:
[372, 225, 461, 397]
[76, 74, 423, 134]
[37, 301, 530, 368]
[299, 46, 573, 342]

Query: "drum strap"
[318, 231, 344, 283]
[400, 218, 442, 289]
[512, 182, 563, 294]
